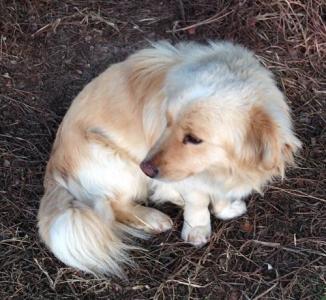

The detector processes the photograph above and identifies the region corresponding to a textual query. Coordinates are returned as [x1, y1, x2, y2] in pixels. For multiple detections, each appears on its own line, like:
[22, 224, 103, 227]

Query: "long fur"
[38, 180, 140, 277]
[38, 40, 301, 276]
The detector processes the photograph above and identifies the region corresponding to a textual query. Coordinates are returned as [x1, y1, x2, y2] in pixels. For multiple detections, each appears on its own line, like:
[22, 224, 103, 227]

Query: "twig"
[34, 258, 55, 290]
[251, 240, 280, 247]
[177, 0, 186, 22]
[252, 282, 278, 300]
[165, 279, 211, 288]
[251, 240, 326, 257]
[167, 11, 232, 33]
[31, 18, 62, 37]
[268, 186, 326, 203]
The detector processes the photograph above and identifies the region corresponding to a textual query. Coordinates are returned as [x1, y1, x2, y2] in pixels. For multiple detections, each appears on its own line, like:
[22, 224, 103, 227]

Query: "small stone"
[17, 81, 26, 89]
[3, 160, 10, 167]
[99, 46, 109, 52]
[240, 221, 254, 233]
[187, 27, 196, 35]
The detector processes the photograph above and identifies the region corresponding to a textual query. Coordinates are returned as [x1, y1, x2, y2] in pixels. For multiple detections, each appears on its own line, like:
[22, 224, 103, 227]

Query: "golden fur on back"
[38, 41, 301, 276]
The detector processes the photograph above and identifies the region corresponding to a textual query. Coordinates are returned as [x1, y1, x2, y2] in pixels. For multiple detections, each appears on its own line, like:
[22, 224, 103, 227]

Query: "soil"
[0, 1, 325, 299]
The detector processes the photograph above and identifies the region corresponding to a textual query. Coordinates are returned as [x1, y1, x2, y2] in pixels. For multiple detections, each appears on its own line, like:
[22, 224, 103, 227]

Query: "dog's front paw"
[214, 199, 247, 220]
[181, 224, 211, 247]
[139, 208, 173, 233]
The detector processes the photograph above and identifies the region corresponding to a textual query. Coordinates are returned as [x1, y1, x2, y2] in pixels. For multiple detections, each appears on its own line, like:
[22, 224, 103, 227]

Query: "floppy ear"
[243, 106, 301, 175]
[280, 136, 301, 166]
[244, 106, 280, 171]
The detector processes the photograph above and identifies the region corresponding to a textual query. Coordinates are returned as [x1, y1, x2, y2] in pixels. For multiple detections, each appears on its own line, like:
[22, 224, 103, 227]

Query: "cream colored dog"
[38, 41, 301, 276]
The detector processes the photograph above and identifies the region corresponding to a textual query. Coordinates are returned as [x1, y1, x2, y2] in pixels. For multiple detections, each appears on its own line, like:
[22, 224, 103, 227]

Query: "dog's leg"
[181, 192, 211, 247]
[150, 182, 184, 207]
[211, 197, 247, 220]
[111, 202, 173, 234]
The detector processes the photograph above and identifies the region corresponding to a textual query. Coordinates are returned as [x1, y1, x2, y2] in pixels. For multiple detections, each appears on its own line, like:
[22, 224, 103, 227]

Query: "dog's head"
[139, 42, 301, 183]
[140, 90, 301, 182]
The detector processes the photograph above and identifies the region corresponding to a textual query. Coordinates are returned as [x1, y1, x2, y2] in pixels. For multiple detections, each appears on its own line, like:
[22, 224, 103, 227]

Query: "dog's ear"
[243, 106, 300, 175]
[280, 135, 301, 167]
[245, 106, 280, 171]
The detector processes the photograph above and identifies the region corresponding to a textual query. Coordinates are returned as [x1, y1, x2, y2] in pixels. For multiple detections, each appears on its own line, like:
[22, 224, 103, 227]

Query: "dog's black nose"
[140, 161, 159, 178]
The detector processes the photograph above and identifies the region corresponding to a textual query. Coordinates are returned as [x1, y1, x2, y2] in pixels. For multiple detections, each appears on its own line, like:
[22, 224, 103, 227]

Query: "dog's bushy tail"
[38, 181, 140, 277]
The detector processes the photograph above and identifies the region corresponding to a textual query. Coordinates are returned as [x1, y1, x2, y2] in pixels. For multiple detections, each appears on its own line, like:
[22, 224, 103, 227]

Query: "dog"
[38, 41, 301, 276]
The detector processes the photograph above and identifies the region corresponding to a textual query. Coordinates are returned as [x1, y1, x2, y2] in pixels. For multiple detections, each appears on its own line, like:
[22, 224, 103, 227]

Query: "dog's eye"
[183, 134, 203, 145]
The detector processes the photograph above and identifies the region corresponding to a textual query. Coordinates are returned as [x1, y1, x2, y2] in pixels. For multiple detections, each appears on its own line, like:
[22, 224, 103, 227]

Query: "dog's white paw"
[140, 208, 173, 233]
[181, 224, 211, 247]
[214, 199, 247, 220]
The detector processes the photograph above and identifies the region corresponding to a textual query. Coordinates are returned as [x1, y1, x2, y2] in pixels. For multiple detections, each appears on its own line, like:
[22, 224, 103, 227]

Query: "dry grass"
[0, 0, 325, 299]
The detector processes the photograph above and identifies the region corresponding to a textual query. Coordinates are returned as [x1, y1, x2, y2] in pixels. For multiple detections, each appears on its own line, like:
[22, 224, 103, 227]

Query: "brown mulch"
[0, 1, 325, 299]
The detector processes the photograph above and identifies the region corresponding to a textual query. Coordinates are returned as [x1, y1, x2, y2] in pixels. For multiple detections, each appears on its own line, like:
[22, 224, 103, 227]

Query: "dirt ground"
[0, 1, 325, 299]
